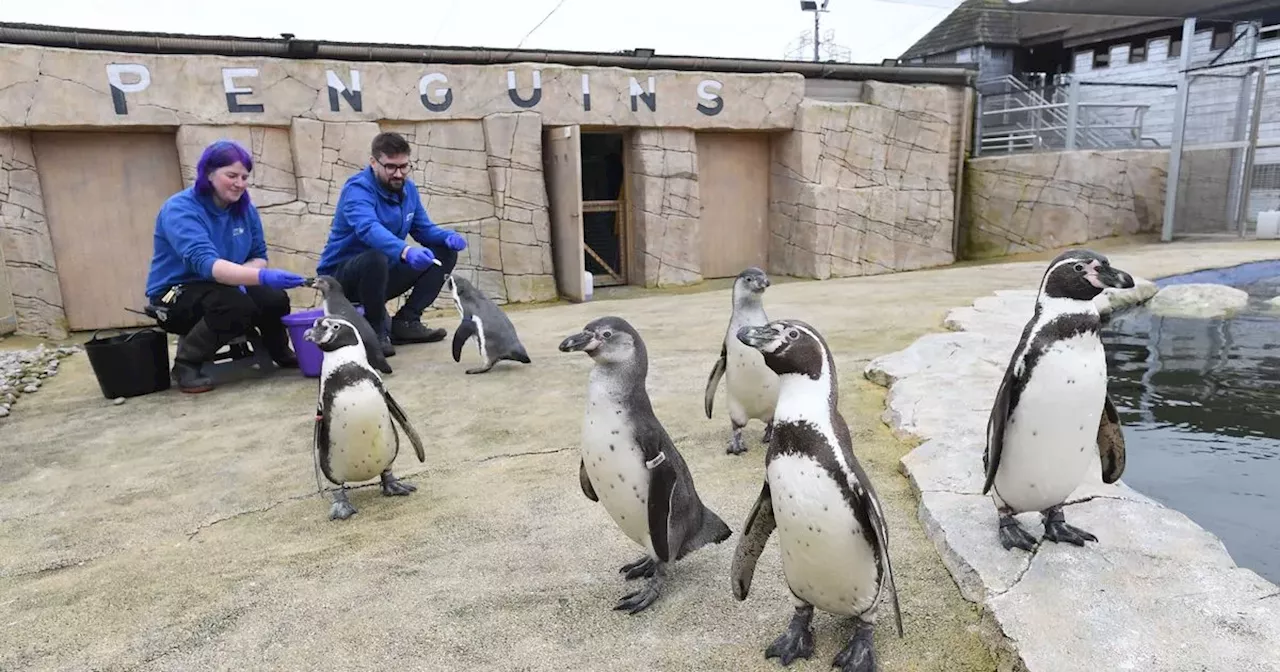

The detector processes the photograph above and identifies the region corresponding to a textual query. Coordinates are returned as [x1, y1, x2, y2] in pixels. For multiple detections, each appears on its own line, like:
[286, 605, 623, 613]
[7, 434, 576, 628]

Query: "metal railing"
[973, 74, 1166, 157]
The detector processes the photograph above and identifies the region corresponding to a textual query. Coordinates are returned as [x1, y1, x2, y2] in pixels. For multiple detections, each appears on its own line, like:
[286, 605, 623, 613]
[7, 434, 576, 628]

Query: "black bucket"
[83, 327, 172, 399]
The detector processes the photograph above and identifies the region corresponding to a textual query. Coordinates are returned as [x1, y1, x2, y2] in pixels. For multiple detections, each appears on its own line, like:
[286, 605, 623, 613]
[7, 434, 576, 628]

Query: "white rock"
[113, 397, 126, 406]
[23, 385, 38, 394]
[1094, 275, 1158, 315]
[866, 278, 1280, 672]
[1147, 283, 1251, 319]
[0, 407, 8, 418]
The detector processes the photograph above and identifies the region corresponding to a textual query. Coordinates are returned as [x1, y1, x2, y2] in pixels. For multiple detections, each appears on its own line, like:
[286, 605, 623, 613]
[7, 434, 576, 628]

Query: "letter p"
[106, 63, 151, 115]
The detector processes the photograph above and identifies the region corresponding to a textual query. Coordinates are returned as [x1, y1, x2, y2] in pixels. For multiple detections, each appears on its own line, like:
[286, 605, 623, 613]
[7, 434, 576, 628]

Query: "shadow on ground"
[2, 238, 1276, 671]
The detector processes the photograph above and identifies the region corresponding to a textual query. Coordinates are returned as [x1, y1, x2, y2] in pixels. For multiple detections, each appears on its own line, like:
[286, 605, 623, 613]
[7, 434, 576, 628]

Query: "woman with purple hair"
[144, 139, 307, 393]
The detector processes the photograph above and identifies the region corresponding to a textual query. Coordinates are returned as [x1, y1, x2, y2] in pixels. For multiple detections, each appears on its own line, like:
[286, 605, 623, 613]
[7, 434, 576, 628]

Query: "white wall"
[1068, 25, 1280, 154]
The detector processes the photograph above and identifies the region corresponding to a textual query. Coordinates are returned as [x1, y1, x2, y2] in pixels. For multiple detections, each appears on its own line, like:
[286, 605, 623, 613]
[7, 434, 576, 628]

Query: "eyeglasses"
[377, 160, 411, 175]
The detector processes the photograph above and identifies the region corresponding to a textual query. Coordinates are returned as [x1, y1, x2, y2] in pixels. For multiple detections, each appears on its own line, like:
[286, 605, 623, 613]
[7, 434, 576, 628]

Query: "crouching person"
[143, 139, 307, 393]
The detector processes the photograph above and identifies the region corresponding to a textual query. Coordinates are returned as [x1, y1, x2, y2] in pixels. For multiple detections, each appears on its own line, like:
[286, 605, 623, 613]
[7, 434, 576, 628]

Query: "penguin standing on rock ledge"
[559, 316, 733, 615]
[983, 249, 1134, 552]
[731, 318, 903, 672]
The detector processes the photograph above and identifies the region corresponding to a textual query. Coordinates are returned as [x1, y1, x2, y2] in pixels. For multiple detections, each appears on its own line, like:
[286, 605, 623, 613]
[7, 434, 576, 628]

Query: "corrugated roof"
[899, 0, 1280, 60]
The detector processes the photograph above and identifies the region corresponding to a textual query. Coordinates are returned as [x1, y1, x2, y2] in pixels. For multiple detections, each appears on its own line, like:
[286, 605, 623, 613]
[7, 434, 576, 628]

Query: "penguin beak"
[302, 277, 317, 288]
[1087, 263, 1136, 290]
[736, 325, 775, 349]
[558, 330, 599, 353]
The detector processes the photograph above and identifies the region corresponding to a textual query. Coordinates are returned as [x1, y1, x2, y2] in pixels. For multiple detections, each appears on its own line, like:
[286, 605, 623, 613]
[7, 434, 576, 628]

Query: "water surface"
[1101, 260, 1280, 584]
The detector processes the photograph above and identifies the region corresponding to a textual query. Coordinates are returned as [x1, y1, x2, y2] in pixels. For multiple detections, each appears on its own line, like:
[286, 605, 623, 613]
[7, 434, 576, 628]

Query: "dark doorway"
[580, 132, 628, 286]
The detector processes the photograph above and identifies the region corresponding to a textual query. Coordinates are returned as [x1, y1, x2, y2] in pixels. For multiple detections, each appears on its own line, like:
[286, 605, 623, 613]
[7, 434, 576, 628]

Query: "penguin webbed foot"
[379, 470, 417, 496]
[762, 421, 774, 445]
[831, 620, 876, 672]
[1042, 506, 1098, 546]
[998, 511, 1037, 552]
[727, 425, 748, 455]
[329, 489, 358, 521]
[613, 567, 663, 615]
[619, 555, 657, 580]
[764, 604, 814, 666]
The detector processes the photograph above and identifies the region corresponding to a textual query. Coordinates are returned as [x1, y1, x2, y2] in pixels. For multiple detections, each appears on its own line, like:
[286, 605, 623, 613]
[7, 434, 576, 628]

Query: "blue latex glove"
[405, 246, 437, 271]
[443, 232, 467, 251]
[258, 268, 307, 290]
[238, 285, 247, 294]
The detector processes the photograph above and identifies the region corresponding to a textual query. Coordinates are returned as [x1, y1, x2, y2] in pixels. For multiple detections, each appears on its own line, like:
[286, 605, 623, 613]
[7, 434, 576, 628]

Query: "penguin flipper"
[579, 458, 598, 501]
[642, 431, 732, 565]
[982, 362, 1018, 495]
[380, 386, 426, 463]
[730, 480, 775, 601]
[704, 343, 727, 419]
[314, 401, 337, 487]
[856, 468, 904, 638]
[451, 318, 478, 363]
[1097, 393, 1126, 484]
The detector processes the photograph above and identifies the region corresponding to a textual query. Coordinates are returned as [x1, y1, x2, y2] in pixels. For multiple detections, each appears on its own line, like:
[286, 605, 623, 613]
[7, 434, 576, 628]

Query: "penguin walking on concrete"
[446, 274, 532, 374]
[306, 275, 393, 375]
[732, 318, 903, 672]
[983, 249, 1134, 552]
[704, 267, 780, 455]
[558, 316, 733, 614]
[303, 315, 427, 521]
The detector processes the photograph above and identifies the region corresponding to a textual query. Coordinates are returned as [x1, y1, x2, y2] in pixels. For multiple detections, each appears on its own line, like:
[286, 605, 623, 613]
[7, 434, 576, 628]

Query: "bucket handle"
[89, 327, 158, 344]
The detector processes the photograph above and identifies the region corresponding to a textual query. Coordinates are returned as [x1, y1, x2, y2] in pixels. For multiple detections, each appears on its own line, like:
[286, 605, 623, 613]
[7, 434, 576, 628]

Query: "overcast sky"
[0, 0, 961, 63]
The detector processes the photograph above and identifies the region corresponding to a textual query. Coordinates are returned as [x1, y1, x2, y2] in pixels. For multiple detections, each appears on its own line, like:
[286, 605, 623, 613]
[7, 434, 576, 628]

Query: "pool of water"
[1101, 259, 1280, 584]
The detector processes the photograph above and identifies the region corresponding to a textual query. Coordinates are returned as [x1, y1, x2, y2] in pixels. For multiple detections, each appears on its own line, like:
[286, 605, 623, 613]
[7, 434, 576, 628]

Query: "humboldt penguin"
[303, 315, 427, 521]
[306, 275, 393, 374]
[732, 318, 903, 671]
[704, 266, 780, 455]
[446, 274, 532, 374]
[558, 316, 733, 614]
[983, 249, 1134, 552]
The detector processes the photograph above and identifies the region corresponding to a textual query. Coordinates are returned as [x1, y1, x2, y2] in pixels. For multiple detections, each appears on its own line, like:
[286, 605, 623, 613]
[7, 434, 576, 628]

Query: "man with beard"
[315, 132, 468, 355]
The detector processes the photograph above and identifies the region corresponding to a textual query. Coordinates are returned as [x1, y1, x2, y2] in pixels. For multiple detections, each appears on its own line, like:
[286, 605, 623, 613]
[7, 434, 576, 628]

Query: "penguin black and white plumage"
[558, 316, 733, 614]
[704, 266, 780, 455]
[731, 318, 903, 672]
[983, 249, 1134, 552]
[305, 275, 393, 375]
[446, 274, 532, 374]
[303, 315, 426, 521]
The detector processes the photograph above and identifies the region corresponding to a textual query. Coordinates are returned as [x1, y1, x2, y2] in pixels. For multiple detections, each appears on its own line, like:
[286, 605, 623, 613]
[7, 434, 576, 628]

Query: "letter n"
[326, 69, 362, 112]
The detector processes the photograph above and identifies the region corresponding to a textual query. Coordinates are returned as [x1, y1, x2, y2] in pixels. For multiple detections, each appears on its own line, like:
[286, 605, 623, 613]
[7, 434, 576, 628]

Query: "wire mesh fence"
[1169, 56, 1280, 238]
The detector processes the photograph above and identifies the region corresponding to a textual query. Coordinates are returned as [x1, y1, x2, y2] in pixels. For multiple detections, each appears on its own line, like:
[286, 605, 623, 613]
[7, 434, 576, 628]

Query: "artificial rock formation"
[965, 148, 1168, 259]
[0, 132, 65, 339]
[769, 82, 958, 279]
[627, 129, 702, 287]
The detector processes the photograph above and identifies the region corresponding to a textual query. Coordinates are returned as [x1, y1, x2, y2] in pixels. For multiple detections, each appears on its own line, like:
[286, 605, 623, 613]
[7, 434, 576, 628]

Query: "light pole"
[800, 0, 830, 62]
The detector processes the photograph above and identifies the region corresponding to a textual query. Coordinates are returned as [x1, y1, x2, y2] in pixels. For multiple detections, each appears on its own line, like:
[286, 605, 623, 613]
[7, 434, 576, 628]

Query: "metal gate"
[1165, 55, 1280, 239]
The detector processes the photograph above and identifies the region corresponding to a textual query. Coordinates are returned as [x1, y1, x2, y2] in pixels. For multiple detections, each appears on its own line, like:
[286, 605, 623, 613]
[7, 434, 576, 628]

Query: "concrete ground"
[2, 236, 1277, 672]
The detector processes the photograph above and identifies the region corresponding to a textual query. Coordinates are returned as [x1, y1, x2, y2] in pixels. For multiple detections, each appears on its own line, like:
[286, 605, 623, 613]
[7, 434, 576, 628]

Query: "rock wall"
[964, 149, 1168, 259]
[627, 129, 702, 287]
[0, 132, 66, 339]
[769, 82, 958, 279]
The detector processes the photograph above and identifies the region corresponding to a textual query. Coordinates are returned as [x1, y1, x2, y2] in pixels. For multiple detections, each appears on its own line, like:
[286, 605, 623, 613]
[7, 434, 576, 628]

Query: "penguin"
[446, 274, 532, 374]
[731, 318, 903, 672]
[305, 275, 393, 375]
[558, 316, 733, 614]
[704, 266, 780, 455]
[303, 315, 427, 521]
[982, 248, 1134, 552]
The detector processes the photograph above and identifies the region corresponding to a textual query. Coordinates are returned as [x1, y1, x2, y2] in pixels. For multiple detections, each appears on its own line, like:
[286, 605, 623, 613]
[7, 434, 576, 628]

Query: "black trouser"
[329, 246, 458, 336]
[152, 282, 292, 359]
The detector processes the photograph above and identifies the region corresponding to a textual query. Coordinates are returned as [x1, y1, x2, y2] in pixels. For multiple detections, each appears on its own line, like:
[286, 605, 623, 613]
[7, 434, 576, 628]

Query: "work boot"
[172, 319, 219, 393]
[376, 313, 396, 357]
[391, 316, 446, 344]
[259, 323, 299, 368]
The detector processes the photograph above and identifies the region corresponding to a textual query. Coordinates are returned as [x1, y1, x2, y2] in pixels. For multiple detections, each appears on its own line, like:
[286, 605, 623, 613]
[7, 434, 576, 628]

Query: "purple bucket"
[281, 306, 364, 378]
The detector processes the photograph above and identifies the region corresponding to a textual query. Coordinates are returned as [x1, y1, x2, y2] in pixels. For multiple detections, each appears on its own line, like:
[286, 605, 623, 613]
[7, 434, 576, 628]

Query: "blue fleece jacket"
[315, 166, 452, 275]
[144, 186, 268, 300]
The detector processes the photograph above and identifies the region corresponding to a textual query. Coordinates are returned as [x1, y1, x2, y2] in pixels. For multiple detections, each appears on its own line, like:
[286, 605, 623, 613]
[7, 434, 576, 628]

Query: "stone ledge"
[864, 280, 1280, 672]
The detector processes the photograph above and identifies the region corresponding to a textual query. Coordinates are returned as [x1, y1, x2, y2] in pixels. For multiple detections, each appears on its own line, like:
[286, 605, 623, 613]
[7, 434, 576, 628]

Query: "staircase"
[976, 74, 1151, 155]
